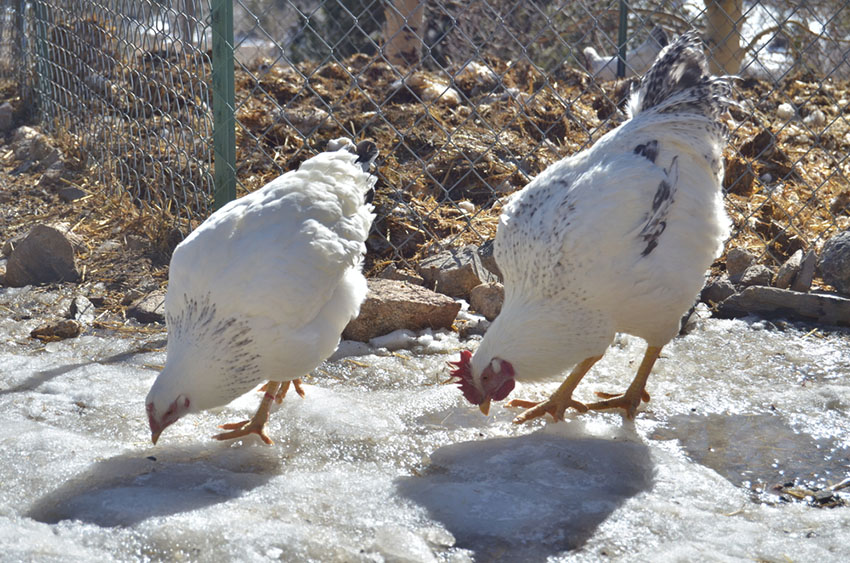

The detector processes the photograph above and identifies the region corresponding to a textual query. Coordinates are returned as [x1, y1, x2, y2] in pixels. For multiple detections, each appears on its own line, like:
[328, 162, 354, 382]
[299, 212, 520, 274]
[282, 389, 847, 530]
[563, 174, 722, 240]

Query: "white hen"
[146, 138, 378, 444]
[450, 32, 733, 423]
[584, 26, 668, 81]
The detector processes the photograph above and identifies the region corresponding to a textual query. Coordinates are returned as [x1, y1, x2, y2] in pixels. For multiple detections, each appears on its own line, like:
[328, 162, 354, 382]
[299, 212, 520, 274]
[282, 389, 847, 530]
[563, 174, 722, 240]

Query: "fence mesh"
[8, 0, 214, 222]
[4, 0, 850, 277]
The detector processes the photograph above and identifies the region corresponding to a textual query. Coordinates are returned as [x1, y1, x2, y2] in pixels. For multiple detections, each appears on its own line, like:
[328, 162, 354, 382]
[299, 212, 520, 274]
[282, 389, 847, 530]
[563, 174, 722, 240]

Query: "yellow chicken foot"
[213, 380, 283, 445]
[586, 345, 661, 419]
[509, 355, 602, 424]
[261, 378, 305, 404]
[593, 389, 651, 402]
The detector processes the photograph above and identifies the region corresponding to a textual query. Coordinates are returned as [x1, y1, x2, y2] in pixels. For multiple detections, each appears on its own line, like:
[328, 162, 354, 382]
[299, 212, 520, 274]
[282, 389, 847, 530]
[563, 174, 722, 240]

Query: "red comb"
[447, 350, 482, 404]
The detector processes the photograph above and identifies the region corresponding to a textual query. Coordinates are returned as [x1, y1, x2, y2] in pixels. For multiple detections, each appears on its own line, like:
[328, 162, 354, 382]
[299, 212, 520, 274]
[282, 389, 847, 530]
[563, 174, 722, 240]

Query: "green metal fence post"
[211, 0, 236, 210]
[616, 0, 628, 78]
[31, 1, 50, 122]
[14, 0, 27, 103]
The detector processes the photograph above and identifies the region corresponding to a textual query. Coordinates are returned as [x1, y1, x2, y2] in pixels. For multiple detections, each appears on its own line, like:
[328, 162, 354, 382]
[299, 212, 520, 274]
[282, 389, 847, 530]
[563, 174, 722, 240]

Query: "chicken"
[145, 138, 378, 444]
[450, 32, 733, 423]
[583, 26, 668, 81]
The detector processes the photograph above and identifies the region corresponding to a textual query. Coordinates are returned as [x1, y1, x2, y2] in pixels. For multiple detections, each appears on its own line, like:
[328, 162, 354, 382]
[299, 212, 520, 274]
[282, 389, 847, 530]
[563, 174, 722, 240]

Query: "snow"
[1, 286, 849, 561]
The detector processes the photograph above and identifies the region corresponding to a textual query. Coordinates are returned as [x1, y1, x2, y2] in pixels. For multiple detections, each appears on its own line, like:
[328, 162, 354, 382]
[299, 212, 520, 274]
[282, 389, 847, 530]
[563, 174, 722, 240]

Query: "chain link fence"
[3, 0, 850, 276]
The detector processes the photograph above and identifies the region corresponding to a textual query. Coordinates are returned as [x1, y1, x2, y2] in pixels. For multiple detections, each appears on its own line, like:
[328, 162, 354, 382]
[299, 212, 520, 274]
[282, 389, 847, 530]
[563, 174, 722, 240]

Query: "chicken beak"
[479, 399, 491, 416]
[151, 430, 162, 445]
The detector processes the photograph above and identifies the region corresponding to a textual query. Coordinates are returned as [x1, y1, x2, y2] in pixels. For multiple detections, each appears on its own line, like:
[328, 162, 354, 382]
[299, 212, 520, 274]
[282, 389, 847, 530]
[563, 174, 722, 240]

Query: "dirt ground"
[1, 55, 849, 316]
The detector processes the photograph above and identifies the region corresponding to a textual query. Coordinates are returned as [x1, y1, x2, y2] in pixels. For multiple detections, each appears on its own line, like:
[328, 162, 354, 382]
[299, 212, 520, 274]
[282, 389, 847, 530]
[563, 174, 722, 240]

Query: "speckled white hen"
[146, 138, 378, 444]
[451, 32, 734, 423]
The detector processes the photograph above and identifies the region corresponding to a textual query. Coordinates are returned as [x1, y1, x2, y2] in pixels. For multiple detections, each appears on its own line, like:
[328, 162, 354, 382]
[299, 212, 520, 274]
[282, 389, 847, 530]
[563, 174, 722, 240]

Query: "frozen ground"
[1, 286, 849, 562]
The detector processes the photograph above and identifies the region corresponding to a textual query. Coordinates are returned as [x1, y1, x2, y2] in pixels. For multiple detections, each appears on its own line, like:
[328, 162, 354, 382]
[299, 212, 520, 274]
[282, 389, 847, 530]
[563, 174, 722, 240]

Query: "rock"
[774, 250, 803, 289]
[86, 282, 108, 307]
[418, 245, 497, 298]
[126, 290, 167, 324]
[457, 317, 490, 338]
[776, 102, 795, 121]
[803, 109, 826, 129]
[739, 264, 774, 287]
[819, 232, 850, 295]
[58, 186, 87, 202]
[378, 263, 424, 285]
[701, 276, 736, 305]
[0, 102, 13, 132]
[477, 239, 502, 280]
[4, 224, 80, 287]
[791, 250, 816, 293]
[11, 126, 52, 163]
[36, 155, 66, 189]
[469, 282, 504, 320]
[716, 286, 850, 327]
[343, 279, 461, 342]
[726, 248, 757, 282]
[70, 295, 96, 324]
[2, 234, 26, 258]
[30, 319, 81, 342]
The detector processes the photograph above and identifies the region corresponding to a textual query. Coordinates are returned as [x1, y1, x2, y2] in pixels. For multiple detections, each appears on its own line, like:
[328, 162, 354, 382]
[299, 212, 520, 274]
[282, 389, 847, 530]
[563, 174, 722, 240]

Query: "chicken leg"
[213, 380, 283, 445]
[508, 355, 603, 424]
[262, 378, 305, 403]
[585, 345, 661, 419]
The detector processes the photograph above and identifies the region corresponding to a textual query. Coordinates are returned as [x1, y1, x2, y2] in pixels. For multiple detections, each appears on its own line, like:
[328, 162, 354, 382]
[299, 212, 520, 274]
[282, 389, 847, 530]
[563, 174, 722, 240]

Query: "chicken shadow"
[396, 423, 653, 561]
[26, 442, 280, 527]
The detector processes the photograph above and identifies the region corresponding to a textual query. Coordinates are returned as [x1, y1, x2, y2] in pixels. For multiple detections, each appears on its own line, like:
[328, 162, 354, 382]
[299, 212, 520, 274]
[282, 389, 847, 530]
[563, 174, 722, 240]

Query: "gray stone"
[11, 126, 51, 162]
[85, 282, 108, 307]
[36, 157, 66, 189]
[469, 282, 504, 321]
[4, 224, 80, 287]
[0, 102, 13, 132]
[739, 264, 774, 287]
[378, 263, 424, 285]
[819, 232, 850, 295]
[126, 290, 167, 324]
[791, 250, 816, 293]
[2, 234, 25, 258]
[59, 186, 87, 203]
[701, 276, 736, 305]
[343, 278, 461, 342]
[477, 239, 502, 280]
[774, 250, 803, 289]
[418, 245, 497, 298]
[716, 286, 850, 327]
[70, 295, 96, 324]
[457, 317, 491, 339]
[726, 247, 757, 282]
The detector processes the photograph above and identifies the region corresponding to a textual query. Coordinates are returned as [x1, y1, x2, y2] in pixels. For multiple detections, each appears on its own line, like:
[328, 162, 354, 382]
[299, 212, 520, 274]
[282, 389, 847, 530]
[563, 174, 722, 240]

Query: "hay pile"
[2, 50, 849, 307]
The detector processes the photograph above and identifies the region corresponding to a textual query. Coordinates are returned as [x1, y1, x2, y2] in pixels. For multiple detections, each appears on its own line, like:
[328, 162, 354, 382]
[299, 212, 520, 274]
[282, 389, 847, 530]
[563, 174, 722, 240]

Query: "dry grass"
[2, 52, 849, 299]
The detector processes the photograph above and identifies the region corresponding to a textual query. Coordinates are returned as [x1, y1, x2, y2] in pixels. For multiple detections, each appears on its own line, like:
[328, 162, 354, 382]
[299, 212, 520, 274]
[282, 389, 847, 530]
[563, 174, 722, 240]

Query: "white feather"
[147, 141, 376, 415]
[472, 32, 731, 385]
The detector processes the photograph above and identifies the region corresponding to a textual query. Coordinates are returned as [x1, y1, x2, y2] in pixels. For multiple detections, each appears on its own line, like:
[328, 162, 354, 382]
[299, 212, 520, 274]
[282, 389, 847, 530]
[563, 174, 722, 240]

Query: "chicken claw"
[213, 418, 274, 445]
[261, 378, 305, 403]
[585, 345, 661, 419]
[508, 397, 588, 424]
[214, 380, 282, 444]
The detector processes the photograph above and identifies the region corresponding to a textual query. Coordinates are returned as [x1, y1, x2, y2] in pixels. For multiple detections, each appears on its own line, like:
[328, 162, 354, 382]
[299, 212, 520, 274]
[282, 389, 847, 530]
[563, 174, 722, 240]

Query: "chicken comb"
[446, 350, 483, 404]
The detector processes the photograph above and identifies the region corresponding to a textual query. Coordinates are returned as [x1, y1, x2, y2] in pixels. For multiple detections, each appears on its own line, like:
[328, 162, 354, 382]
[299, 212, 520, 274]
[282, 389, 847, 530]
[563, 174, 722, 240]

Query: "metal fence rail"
[3, 0, 849, 276]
